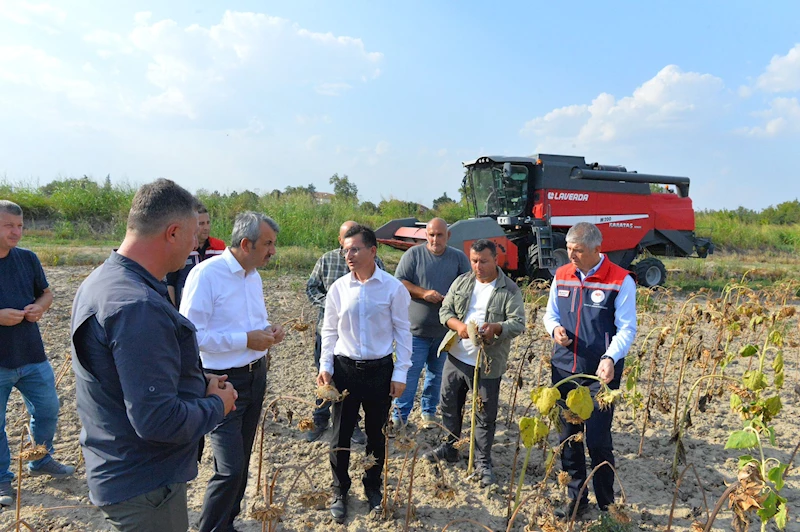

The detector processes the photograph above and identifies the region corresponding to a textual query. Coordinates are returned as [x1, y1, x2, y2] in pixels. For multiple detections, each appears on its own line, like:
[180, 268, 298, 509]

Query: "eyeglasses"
[340, 246, 366, 257]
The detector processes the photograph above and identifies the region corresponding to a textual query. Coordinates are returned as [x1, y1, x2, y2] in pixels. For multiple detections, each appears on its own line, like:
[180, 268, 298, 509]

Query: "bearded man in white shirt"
[317, 224, 412, 524]
[181, 211, 286, 532]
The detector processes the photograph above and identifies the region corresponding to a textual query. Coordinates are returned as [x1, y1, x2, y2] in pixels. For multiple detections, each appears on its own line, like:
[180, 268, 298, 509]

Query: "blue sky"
[1, 1, 799, 210]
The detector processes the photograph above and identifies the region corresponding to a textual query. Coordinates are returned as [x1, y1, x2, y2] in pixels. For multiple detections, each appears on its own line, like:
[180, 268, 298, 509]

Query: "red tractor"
[375, 154, 713, 287]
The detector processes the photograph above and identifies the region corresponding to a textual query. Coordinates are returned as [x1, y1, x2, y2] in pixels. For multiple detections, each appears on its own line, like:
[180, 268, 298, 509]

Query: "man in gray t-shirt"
[393, 218, 470, 427]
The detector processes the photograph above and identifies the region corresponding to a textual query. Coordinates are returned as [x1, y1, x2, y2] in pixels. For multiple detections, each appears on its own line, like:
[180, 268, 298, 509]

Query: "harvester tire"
[634, 258, 667, 287]
[527, 233, 568, 280]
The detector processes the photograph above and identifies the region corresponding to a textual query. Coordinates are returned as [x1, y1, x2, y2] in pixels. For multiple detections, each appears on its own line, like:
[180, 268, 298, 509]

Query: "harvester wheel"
[633, 258, 667, 287]
[527, 233, 568, 280]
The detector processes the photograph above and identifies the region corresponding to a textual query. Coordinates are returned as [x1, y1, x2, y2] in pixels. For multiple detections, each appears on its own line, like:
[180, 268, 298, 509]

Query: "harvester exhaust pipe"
[569, 167, 690, 197]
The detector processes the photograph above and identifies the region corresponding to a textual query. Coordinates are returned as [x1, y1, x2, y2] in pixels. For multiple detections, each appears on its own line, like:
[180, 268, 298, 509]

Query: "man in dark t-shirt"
[392, 218, 470, 428]
[0, 200, 75, 507]
[166, 202, 225, 308]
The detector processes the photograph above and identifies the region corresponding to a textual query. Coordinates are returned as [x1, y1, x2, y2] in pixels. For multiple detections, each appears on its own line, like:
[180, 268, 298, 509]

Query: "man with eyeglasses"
[317, 224, 411, 523]
[305, 220, 385, 444]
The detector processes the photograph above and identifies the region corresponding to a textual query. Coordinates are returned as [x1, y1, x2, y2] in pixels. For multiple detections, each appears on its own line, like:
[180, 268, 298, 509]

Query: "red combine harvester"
[375, 154, 713, 287]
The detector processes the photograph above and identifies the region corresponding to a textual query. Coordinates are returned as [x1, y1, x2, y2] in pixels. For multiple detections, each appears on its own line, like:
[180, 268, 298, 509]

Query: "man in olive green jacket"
[423, 239, 525, 486]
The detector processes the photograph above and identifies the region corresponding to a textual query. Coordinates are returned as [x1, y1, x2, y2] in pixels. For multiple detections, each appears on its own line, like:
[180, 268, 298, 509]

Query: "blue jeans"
[393, 336, 445, 422]
[0, 360, 60, 482]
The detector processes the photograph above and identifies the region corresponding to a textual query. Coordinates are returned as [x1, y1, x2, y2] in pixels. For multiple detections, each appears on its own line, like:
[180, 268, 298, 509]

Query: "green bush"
[3, 176, 799, 256]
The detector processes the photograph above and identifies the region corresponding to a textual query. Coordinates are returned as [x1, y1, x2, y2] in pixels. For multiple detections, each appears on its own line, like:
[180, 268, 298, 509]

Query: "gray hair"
[0, 200, 23, 217]
[566, 222, 602, 249]
[127, 179, 197, 236]
[231, 211, 280, 248]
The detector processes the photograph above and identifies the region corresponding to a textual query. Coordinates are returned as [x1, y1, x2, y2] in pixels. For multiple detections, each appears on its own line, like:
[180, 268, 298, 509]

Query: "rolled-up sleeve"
[107, 303, 224, 445]
[180, 267, 248, 353]
[390, 284, 412, 383]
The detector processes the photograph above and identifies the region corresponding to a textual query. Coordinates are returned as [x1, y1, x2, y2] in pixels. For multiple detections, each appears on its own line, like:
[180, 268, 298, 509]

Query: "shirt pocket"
[365, 285, 393, 313]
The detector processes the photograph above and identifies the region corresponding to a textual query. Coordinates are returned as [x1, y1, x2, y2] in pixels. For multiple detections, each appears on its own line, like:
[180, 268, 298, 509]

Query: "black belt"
[335, 354, 393, 369]
[210, 356, 265, 375]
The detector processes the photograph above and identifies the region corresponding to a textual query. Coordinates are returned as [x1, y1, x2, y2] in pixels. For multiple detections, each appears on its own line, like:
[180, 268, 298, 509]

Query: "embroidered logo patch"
[558, 289, 570, 297]
[591, 290, 605, 303]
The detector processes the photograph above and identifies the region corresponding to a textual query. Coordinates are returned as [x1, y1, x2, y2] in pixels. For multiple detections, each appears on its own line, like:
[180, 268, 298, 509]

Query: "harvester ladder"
[533, 222, 556, 269]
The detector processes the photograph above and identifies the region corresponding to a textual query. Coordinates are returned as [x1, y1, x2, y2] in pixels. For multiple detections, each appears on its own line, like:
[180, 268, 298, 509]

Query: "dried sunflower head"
[690, 520, 706, 532]
[562, 409, 584, 425]
[557, 470, 571, 487]
[297, 418, 314, 431]
[292, 321, 310, 332]
[298, 490, 329, 509]
[19, 444, 48, 462]
[353, 452, 379, 472]
[433, 482, 455, 500]
[596, 388, 623, 411]
[606, 503, 631, 524]
[315, 384, 349, 405]
[452, 438, 470, 452]
[394, 435, 416, 452]
[250, 503, 284, 521]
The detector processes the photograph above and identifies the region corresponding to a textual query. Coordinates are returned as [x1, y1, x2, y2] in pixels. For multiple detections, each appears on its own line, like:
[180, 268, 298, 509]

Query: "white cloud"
[315, 83, 352, 96]
[521, 65, 725, 152]
[295, 114, 332, 125]
[738, 85, 753, 98]
[0, 45, 97, 104]
[83, 29, 134, 56]
[375, 140, 390, 155]
[305, 134, 322, 151]
[0, 0, 66, 34]
[738, 97, 800, 137]
[755, 44, 800, 93]
[78, 10, 383, 119]
[140, 87, 195, 119]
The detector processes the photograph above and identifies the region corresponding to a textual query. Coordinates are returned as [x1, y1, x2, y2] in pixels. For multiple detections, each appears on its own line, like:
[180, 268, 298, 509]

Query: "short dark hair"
[343, 224, 377, 249]
[196, 201, 208, 215]
[0, 200, 23, 217]
[127, 179, 197, 236]
[470, 239, 497, 257]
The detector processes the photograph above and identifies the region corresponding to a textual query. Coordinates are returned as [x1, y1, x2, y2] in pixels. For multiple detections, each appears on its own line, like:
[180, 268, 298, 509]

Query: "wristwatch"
[600, 355, 613, 362]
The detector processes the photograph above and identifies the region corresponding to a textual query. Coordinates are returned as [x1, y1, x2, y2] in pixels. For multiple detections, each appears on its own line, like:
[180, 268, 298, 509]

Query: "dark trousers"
[330, 355, 393, 495]
[552, 363, 621, 509]
[101, 483, 188, 532]
[439, 355, 500, 469]
[199, 358, 268, 532]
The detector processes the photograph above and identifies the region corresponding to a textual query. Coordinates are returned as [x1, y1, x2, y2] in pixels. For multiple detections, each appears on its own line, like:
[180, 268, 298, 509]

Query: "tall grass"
[1, 177, 798, 254]
[695, 212, 800, 253]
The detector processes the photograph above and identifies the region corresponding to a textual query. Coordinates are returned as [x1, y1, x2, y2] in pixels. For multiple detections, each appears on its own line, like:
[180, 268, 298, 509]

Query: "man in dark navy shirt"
[70, 180, 238, 532]
[0, 200, 75, 508]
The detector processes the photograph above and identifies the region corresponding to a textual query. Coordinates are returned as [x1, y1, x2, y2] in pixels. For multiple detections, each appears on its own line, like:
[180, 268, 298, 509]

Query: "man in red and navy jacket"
[167, 203, 225, 308]
[543, 222, 636, 519]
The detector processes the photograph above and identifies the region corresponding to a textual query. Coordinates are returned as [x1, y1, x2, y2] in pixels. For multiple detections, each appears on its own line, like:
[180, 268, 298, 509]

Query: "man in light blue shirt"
[542, 222, 636, 520]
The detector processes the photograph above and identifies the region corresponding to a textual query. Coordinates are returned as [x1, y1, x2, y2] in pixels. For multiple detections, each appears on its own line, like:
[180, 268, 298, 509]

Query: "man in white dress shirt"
[316, 224, 412, 524]
[181, 211, 286, 532]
